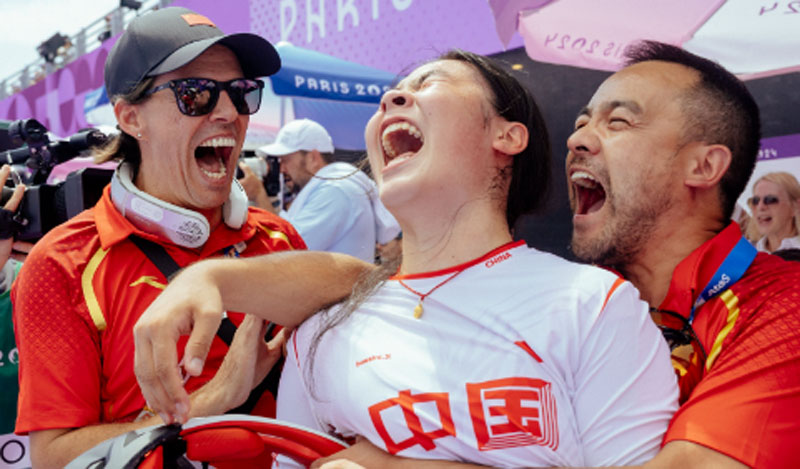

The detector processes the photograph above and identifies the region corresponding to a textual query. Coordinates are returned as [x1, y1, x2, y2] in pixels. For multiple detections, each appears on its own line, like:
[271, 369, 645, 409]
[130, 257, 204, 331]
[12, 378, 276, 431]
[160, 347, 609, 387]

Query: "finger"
[12, 240, 34, 254]
[4, 184, 26, 212]
[0, 165, 10, 186]
[182, 309, 223, 377]
[133, 326, 180, 424]
[148, 325, 189, 422]
[238, 161, 254, 177]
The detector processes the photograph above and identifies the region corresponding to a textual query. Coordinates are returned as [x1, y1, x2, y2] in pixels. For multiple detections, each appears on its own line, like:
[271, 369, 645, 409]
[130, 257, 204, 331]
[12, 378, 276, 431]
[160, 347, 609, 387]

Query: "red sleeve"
[664, 268, 800, 467]
[11, 240, 103, 434]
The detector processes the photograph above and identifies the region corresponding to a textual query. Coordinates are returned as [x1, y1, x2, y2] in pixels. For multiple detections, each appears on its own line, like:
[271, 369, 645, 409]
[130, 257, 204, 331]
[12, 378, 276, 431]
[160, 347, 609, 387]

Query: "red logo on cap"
[181, 13, 216, 27]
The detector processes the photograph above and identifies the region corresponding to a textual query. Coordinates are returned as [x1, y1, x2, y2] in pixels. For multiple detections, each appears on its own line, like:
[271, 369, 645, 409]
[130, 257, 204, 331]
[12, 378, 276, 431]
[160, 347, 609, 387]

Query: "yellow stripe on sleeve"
[259, 225, 294, 247]
[82, 247, 110, 331]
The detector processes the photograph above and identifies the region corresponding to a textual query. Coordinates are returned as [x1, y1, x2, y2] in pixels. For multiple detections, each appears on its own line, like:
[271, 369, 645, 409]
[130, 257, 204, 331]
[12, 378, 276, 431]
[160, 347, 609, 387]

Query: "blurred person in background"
[746, 171, 800, 252]
[262, 118, 400, 263]
[0, 165, 30, 466]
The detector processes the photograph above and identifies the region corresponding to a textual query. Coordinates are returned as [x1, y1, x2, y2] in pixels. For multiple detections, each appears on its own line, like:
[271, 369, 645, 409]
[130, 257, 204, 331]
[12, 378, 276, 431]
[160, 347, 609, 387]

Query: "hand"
[0, 165, 26, 264]
[238, 162, 268, 200]
[133, 263, 226, 424]
[191, 315, 289, 415]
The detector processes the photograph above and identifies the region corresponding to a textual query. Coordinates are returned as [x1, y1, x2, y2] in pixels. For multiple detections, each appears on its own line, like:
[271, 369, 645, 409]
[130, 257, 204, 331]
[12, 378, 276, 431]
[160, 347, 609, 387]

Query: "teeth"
[381, 122, 424, 159]
[570, 171, 598, 188]
[199, 136, 236, 148]
[200, 157, 227, 179]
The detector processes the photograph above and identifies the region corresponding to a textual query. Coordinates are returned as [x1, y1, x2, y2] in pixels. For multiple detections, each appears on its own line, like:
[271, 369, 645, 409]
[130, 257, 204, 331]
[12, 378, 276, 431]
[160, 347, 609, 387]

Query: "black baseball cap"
[104, 6, 281, 98]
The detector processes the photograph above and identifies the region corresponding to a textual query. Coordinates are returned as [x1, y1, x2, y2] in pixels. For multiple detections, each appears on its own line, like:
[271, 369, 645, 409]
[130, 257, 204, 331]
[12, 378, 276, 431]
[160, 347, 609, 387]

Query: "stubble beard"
[571, 186, 672, 271]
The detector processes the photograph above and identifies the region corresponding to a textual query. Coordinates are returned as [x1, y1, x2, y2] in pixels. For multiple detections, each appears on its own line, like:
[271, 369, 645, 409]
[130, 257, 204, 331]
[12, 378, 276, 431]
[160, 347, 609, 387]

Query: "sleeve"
[573, 280, 679, 466]
[663, 281, 800, 467]
[11, 246, 103, 433]
[274, 330, 327, 469]
[284, 184, 353, 252]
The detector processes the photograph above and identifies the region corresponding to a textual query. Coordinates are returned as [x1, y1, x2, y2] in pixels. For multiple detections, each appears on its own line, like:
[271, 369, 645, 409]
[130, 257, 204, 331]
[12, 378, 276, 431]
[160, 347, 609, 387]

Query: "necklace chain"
[396, 266, 470, 319]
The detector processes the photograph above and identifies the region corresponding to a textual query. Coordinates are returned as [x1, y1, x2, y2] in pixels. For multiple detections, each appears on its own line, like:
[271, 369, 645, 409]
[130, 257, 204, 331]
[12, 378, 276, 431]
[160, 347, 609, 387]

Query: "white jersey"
[277, 241, 678, 467]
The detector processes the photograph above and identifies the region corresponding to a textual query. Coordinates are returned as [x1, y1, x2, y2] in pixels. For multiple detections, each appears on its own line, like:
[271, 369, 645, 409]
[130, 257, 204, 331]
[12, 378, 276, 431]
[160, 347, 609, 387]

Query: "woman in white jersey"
[134, 50, 678, 468]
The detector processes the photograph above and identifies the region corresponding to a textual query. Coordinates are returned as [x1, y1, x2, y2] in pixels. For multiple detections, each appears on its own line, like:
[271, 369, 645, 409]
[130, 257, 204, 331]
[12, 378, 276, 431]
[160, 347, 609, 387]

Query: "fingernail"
[159, 412, 171, 424]
[188, 358, 204, 375]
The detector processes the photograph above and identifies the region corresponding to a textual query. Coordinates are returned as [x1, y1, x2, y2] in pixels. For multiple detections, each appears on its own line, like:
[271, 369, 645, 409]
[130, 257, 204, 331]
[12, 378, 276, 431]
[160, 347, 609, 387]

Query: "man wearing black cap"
[10, 7, 308, 467]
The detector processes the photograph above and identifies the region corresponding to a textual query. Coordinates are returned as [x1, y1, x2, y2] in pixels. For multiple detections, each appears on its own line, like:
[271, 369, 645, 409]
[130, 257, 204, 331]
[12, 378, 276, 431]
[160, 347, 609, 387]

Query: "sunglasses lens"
[228, 79, 263, 115]
[749, 195, 781, 207]
[174, 79, 218, 116]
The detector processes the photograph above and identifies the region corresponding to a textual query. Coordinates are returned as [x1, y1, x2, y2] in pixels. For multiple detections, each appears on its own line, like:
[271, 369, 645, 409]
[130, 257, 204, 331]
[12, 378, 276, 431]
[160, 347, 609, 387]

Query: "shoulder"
[489, 245, 639, 319]
[22, 209, 102, 270]
[246, 207, 306, 249]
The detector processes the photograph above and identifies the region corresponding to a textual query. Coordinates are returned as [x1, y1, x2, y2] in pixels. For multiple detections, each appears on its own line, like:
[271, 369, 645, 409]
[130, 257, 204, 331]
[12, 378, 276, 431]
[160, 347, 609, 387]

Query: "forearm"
[201, 250, 374, 326]
[30, 414, 163, 468]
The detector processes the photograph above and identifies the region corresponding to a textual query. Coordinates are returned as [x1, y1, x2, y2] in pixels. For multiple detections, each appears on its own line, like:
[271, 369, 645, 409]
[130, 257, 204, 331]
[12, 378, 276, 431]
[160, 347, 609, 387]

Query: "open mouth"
[195, 136, 235, 180]
[570, 170, 607, 215]
[381, 122, 424, 164]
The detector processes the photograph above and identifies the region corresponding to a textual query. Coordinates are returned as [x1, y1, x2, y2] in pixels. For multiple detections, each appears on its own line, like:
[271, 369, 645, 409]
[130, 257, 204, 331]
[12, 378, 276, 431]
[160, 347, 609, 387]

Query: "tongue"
[578, 186, 605, 214]
[388, 130, 423, 157]
[195, 147, 228, 173]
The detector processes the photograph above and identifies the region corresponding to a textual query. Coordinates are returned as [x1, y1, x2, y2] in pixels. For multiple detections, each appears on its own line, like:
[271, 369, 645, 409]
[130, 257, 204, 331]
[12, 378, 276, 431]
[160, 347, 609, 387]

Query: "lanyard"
[689, 237, 757, 323]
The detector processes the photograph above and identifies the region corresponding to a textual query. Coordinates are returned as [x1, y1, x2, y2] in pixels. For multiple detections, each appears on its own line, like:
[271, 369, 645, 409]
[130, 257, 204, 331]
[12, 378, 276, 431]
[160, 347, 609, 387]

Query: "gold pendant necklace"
[397, 267, 470, 319]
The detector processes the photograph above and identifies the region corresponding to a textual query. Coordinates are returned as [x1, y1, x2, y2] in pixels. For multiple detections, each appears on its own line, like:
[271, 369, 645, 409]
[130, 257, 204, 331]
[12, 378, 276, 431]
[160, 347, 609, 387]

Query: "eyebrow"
[576, 100, 643, 119]
[394, 66, 449, 91]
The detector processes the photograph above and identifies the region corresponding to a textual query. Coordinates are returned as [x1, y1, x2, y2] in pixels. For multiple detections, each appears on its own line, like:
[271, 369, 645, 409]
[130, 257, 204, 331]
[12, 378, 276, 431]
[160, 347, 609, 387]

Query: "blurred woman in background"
[747, 172, 800, 252]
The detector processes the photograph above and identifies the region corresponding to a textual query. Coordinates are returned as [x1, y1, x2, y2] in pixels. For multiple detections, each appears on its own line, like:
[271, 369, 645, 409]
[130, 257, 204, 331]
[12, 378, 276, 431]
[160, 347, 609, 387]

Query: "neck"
[199, 206, 223, 231]
[765, 224, 796, 252]
[397, 203, 512, 275]
[618, 216, 726, 307]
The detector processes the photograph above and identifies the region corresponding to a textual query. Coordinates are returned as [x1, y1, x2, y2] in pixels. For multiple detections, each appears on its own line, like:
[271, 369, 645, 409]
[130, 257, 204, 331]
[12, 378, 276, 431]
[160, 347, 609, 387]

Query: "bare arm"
[37, 313, 286, 468]
[642, 440, 747, 469]
[134, 250, 373, 423]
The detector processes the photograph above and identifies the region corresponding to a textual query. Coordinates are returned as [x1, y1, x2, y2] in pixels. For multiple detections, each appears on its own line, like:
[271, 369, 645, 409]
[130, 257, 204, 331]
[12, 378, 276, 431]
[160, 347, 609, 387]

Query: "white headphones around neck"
[110, 162, 248, 249]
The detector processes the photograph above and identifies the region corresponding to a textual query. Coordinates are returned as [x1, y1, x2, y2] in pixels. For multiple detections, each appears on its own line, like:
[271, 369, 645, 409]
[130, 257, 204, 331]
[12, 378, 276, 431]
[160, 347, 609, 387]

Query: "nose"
[566, 123, 600, 157]
[380, 89, 413, 113]
[209, 90, 239, 122]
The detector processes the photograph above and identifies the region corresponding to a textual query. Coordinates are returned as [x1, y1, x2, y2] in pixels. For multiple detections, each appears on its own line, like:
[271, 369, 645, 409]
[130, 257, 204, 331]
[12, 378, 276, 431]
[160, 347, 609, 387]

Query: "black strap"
[128, 234, 279, 414]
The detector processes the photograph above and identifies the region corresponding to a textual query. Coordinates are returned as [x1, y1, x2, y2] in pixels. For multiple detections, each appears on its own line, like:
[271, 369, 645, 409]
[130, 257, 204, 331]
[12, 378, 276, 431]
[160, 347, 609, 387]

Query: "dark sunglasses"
[649, 307, 708, 364]
[145, 77, 265, 116]
[747, 195, 780, 207]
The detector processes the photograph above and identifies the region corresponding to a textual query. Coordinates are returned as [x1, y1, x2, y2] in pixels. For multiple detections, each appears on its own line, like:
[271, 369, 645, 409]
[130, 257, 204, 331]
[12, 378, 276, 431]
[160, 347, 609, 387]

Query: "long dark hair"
[305, 50, 552, 392]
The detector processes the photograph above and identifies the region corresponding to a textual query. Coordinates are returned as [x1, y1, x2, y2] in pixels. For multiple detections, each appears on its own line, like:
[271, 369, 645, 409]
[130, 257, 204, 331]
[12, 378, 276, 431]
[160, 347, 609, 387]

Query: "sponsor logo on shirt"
[485, 251, 512, 268]
[356, 354, 392, 367]
[707, 273, 731, 296]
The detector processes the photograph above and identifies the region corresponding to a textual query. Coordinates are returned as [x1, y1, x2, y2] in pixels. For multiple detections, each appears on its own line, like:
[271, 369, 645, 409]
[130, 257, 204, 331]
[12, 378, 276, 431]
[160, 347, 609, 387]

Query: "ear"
[114, 99, 143, 138]
[491, 120, 528, 157]
[684, 143, 732, 189]
[306, 150, 326, 172]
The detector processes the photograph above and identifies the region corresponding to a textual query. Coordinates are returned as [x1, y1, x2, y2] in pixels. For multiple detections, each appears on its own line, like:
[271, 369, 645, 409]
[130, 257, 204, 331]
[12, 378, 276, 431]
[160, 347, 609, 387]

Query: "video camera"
[1, 118, 113, 241]
[237, 152, 281, 197]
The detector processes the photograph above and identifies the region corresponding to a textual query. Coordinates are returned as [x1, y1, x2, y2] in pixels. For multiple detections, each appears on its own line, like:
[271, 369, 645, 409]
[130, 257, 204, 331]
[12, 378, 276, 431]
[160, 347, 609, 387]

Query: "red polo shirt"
[12, 186, 305, 433]
[658, 223, 800, 467]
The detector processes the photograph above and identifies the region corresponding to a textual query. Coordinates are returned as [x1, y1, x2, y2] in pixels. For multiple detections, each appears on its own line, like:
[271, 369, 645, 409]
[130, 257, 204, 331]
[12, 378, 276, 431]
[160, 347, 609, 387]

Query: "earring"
[136, 132, 142, 139]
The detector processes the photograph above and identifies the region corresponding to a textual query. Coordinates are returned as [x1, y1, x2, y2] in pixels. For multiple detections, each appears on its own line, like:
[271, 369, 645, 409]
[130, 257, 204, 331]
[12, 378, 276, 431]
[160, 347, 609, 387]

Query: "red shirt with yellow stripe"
[657, 223, 800, 467]
[11, 186, 305, 434]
